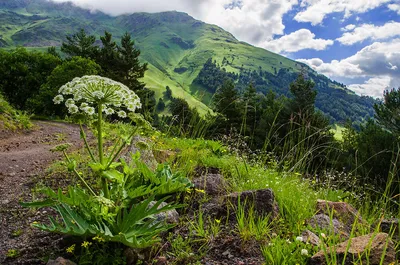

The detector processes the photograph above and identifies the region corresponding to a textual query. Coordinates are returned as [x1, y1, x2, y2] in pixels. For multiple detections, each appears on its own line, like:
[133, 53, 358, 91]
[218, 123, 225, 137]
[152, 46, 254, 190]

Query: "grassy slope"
[0, 2, 361, 117]
[0, 93, 31, 130]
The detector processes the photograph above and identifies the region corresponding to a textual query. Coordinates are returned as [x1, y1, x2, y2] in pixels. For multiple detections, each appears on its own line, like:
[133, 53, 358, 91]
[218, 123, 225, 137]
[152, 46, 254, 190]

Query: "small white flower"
[80, 103, 89, 110]
[296, 236, 303, 242]
[83, 107, 95, 116]
[117, 110, 126, 118]
[53, 95, 64, 104]
[68, 104, 79, 114]
[127, 103, 136, 112]
[301, 249, 308, 256]
[74, 93, 83, 101]
[320, 233, 326, 239]
[63, 87, 73, 95]
[65, 98, 75, 107]
[104, 108, 115, 115]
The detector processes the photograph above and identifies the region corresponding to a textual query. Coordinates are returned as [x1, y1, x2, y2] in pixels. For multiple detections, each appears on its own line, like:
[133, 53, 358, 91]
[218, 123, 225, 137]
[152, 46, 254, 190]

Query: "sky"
[52, 0, 400, 98]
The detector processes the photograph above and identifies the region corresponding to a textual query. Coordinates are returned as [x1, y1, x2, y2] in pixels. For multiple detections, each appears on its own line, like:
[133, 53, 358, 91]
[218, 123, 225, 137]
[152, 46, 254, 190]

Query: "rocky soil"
[0, 121, 85, 264]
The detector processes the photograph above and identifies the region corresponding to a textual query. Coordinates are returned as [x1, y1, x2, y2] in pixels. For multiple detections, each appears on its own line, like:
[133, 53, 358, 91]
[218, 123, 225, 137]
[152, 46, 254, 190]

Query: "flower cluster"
[53, 75, 141, 118]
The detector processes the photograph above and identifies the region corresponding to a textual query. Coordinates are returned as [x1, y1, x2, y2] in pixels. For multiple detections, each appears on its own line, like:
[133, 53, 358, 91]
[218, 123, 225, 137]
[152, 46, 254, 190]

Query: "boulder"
[46, 257, 76, 265]
[316, 200, 366, 233]
[224, 189, 279, 220]
[201, 200, 225, 218]
[380, 218, 399, 236]
[149, 201, 179, 224]
[309, 233, 396, 265]
[193, 173, 229, 196]
[307, 214, 347, 238]
[301, 230, 321, 246]
[122, 136, 158, 170]
[152, 149, 177, 164]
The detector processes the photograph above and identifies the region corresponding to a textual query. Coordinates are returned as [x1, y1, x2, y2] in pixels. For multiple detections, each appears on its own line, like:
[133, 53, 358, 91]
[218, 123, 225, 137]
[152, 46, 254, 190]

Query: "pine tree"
[97, 31, 119, 80]
[242, 83, 259, 140]
[289, 74, 317, 115]
[61, 29, 98, 59]
[116, 32, 148, 91]
[212, 79, 242, 131]
[374, 88, 400, 136]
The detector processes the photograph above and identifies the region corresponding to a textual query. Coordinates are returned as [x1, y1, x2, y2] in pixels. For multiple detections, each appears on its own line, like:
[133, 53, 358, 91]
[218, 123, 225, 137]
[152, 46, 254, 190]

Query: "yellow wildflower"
[66, 244, 75, 253]
[81, 241, 92, 248]
[195, 189, 206, 194]
[92, 235, 105, 243]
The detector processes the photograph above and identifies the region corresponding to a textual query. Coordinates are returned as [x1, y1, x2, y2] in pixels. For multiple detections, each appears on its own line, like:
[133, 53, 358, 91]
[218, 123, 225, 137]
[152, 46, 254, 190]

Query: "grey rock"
[124, 248, 138, 265]
[316, 200, 367, 234]
[193, 173, 229, 196]
[301, 230, 321, 246]
[224, 189, 279, 220]
[307, 214, 347, 238]
[309, 233, 396, 265]
[152, 149, 177, 164]
[46, 257, 77, 265]
[122, 136, 158, 170]
[380, 218, 399, 235]
[149, 201, 179, 224]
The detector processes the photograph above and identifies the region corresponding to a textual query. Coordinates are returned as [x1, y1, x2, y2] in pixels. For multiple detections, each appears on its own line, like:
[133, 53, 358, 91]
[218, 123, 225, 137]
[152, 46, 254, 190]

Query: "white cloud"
[341, 24, 356, 31]
[262, 29, 333, 53]
[50, 0, 298, 47]
[337, 21, 400, 45]
[294, 0, 391, 25]
[348, 76, 391, 97]
[297, 38, 400, 97]
[388, 3, 400, 14]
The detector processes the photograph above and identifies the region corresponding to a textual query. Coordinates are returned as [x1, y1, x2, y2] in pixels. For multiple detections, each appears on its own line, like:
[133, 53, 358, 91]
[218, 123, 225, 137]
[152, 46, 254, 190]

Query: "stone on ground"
[309, 233, 396, 265]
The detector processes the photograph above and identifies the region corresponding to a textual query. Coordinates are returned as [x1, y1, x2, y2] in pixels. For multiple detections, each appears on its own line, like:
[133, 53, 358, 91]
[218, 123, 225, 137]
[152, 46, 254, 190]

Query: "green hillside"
[0, 0, 376, 122]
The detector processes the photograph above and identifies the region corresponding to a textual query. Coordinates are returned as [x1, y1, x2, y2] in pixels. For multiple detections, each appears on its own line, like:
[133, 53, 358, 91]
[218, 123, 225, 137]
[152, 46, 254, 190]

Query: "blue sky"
[55, 0, 400, 97]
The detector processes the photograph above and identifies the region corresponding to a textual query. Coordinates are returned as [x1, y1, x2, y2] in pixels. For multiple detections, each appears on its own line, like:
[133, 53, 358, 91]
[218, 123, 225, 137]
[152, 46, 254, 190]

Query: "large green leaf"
[102, 169, 124, 183]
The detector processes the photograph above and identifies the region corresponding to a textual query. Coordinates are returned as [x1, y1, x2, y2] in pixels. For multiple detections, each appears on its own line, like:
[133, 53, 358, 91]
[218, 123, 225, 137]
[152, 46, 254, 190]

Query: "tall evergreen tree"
[116, 32, 148, 91]
[374, 88, 400, 136]
[97, 31, 119, 80]
[212, 79, 242, 132]
[289, 74, 317, 115]
[61, 29, 98, 59]
[242, 83, 259, 145]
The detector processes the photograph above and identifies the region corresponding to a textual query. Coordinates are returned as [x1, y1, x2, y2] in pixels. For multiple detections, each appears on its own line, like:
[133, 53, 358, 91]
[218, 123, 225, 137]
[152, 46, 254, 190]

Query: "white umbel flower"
[301, 249, 308, 256]
[53, 75, 141, 117]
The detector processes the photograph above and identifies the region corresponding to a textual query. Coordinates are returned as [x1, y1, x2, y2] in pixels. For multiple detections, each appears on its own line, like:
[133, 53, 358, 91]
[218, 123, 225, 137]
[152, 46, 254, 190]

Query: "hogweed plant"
[23, 76, 192, 249]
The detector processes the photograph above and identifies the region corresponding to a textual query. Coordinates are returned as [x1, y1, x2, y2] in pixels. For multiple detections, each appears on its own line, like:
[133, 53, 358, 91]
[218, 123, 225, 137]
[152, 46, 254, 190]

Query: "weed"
[6, 249, 20, 258]
[11, 229, 23, 237]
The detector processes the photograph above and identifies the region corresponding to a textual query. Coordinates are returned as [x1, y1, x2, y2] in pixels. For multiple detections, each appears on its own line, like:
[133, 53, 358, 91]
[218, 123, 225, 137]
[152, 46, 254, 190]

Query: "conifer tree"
[212, 79, 242, 131]
[374, 88, 400, 136]
[116, 32, 148, 91]
[61, 29, 98, 59]
[242, 83, 259, 140]
[289, 74, 317, 115]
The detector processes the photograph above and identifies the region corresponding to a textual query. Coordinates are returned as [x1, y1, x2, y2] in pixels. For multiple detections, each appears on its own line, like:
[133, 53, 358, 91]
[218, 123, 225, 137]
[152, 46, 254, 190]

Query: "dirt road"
[0, 121, 84, 264]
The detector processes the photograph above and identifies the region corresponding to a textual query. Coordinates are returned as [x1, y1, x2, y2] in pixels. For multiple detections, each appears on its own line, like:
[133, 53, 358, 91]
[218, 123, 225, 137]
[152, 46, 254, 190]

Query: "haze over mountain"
[0, 0, 376, 123]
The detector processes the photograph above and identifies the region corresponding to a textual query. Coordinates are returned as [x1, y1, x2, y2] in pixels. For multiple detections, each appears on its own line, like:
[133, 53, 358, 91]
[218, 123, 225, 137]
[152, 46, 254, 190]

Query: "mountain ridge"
[0, 0, 376, 123]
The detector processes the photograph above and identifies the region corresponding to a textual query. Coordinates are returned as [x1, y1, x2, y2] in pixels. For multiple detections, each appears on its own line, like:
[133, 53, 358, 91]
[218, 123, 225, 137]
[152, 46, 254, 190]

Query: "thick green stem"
[80, 124, 97, 163]
[62, 150, 96, 196]
[97, 103, 110, 199]
[106, 127, 138, 169]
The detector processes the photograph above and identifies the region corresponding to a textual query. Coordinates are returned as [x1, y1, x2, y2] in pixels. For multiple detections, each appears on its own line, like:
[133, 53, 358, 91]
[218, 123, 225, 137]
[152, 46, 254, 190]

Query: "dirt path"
[0, 121, 85, 264]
